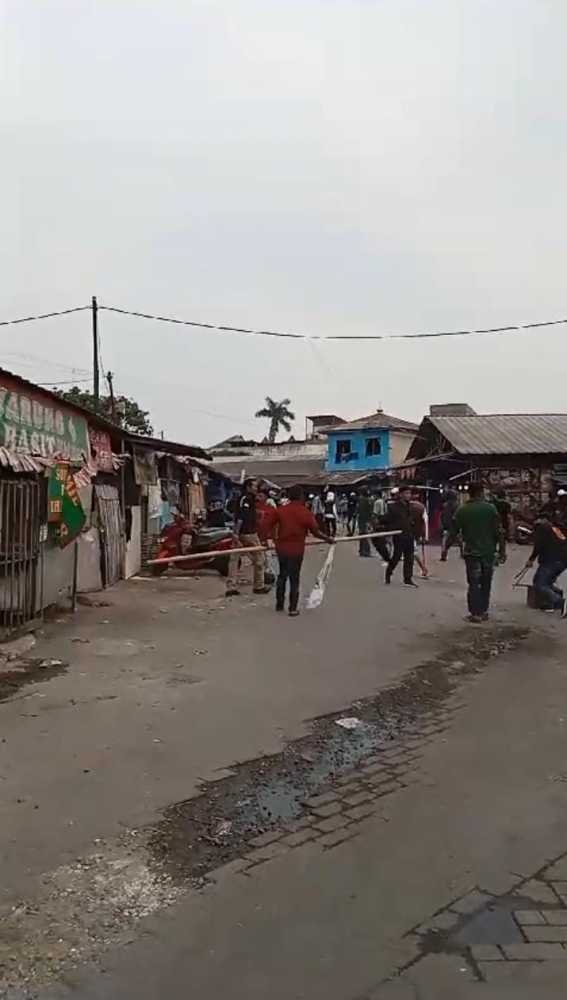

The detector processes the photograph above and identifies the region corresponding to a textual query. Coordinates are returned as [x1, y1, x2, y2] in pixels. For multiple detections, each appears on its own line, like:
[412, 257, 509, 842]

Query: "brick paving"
[400, 848, 567, 985]
[225, 738, 424, 874]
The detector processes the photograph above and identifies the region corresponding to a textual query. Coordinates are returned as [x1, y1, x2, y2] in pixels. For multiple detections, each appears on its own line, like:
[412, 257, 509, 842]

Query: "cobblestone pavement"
[407, 850, 567, 978]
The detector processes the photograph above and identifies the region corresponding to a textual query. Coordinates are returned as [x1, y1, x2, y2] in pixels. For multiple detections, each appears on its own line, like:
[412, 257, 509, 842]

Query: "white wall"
[212, 440, 326, 464]
[77, 528, 103, 593]
[389, 431, 416, 466]
[125, 506, 141, 579]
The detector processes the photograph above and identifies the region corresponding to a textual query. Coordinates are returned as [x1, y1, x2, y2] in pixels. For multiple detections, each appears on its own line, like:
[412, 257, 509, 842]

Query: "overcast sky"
[3, 0, 567, 446]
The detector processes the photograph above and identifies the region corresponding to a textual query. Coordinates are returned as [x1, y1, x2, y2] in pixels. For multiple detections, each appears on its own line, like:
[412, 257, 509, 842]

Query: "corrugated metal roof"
[330, 410, 419, 433]
[428, 414, 567, 455]
[0, 448, 51, 473]
[211, 457, 380, 488]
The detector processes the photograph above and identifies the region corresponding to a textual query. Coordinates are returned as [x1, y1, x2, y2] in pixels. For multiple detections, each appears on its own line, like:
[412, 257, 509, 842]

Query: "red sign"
[89, 428, 114, 472]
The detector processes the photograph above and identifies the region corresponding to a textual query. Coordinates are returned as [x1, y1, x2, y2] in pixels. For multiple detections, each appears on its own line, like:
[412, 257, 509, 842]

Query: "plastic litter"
[335, 716, 362, 730]
[305, 547, 335, 610]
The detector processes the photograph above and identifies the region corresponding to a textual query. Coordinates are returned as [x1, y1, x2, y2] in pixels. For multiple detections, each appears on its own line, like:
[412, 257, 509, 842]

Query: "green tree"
[255, 396, 295, 443]
[54, 386, 153, 435]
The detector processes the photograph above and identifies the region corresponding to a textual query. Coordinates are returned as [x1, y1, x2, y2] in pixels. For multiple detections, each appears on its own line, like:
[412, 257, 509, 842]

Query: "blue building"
[325, 409, 418, 474]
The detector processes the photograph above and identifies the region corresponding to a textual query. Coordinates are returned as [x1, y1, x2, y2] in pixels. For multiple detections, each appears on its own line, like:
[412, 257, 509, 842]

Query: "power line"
[1, 299, 567, 342]
[0, 305, 90, 327]
[37, 379, 92, 386]
[98, 304, 567, 342]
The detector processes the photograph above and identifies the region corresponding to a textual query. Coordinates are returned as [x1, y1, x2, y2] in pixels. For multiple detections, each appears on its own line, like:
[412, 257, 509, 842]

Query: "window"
[365, 437, 381, 457]
[335, 439, 352, 463]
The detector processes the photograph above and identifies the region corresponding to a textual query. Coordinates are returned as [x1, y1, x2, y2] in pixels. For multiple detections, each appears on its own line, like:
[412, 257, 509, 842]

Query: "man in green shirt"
[441, 482, 506, 622]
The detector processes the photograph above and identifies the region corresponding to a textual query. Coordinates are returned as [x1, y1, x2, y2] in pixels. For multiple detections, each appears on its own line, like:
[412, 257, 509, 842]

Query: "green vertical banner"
[48, 464, 86, 547]
[59, 467, 86, 548]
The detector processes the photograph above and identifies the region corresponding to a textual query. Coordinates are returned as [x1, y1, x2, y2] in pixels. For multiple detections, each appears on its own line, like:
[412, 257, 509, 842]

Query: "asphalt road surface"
[2, 543, 567, 999]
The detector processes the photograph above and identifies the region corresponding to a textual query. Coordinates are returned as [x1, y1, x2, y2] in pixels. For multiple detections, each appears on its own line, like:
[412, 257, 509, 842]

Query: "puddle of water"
[0, 657, 68, 703]
[451, 905, 523, 946]
[148, 625, 532, 884]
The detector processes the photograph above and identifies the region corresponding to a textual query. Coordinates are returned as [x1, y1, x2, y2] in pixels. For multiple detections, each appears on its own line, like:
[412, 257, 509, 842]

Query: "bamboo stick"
[147, 530, 401, 566]
[147, 544, 265, 566]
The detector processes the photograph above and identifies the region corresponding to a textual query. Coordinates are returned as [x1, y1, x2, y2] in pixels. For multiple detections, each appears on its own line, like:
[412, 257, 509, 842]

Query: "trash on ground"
[193, 649, 208, 656]
[305, 547, 335, 610]
[39, 658, 64, 669]
[72, 637, 90, 644]
[335, 716, 363, 730]
[212, 820, 232, 838]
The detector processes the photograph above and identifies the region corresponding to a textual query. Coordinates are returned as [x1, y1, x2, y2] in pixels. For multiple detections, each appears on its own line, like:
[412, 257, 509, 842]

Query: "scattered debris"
[335, 717, 363, 730]
[212, 820, 232, 839]
[192, 649, 208, 656]
[71, 637, 90, 644]
[0, 657, 68, 703]
[77, 595, 112, 608]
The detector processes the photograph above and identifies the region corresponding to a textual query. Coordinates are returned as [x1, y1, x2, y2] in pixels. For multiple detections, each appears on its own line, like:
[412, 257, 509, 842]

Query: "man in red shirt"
[267, 485, 334, 616]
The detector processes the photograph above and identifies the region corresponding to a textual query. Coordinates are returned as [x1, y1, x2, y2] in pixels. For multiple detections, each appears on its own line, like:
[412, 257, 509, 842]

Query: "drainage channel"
[0, 623, 535, 997]
[147, 623, 530, 883]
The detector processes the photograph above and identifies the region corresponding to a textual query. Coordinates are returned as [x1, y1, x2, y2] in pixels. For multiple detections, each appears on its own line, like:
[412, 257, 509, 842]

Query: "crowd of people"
[218, 477, 567, 624]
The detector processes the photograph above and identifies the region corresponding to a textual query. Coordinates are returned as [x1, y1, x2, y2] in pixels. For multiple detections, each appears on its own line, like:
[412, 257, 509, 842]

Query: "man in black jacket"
[385, 486, 417, 586]
[526, 515, 567, 614]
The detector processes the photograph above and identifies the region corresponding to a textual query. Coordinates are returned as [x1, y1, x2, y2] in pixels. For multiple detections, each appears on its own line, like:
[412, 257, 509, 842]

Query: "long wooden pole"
[146, 531, 400, 566]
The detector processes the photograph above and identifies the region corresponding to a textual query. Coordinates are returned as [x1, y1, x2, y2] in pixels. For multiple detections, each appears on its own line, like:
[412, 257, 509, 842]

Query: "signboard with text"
[0, 386, 90, 464]
[89, 427, 114, 472]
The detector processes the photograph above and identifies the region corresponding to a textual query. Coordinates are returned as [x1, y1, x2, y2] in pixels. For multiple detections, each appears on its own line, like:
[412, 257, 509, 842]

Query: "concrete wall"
[213, 441, 326, 463]
[41, 543, 76, 608]
[77, 528, 103, 593]
[326, 428, 390, 472]
[125, 507, 141, 579]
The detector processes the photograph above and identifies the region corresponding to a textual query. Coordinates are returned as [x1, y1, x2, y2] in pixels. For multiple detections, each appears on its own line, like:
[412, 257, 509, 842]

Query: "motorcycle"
[151, 514, 234, 577]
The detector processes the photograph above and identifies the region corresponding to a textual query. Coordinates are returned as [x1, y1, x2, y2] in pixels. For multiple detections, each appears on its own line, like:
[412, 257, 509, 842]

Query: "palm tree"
[255, 396, 295, 443]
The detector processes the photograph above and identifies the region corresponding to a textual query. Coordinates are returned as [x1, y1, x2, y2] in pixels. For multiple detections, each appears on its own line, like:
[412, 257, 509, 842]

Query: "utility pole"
[107, 371, 116, 422]
[92, 296, 100, 408]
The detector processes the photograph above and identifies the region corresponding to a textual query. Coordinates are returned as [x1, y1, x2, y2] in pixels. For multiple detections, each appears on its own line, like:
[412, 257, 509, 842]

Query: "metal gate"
[95, 484, 124, 587]
[0, 479, 41, 630]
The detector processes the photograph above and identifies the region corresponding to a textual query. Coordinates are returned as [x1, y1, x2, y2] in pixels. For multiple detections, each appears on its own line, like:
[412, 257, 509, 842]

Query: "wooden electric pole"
[107, 371, 116, 422]
[92, 296, 100, 408]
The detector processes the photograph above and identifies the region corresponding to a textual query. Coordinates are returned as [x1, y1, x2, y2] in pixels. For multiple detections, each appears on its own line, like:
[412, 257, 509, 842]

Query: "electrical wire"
[98, 304, 567, 342]
[1, 300, 567, 342]
[37, 378, 92, 386]
[0, 305, 90, 327]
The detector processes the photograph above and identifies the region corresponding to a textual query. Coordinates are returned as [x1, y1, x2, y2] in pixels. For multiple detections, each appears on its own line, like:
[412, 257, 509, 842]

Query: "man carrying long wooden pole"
[266, 485, 334, 617]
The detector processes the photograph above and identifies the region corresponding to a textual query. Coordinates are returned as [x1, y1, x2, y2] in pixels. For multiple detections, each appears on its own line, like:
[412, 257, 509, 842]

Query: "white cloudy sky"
[2, 0, 566, 446]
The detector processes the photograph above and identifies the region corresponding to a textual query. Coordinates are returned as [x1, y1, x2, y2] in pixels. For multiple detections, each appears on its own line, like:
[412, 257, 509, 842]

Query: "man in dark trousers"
[525, 514, 567, 614]
[385, 486, 417, 586]
[267, 485, 333, 616]
[441, 482, 506, 622]
[226, 478, 271, 597]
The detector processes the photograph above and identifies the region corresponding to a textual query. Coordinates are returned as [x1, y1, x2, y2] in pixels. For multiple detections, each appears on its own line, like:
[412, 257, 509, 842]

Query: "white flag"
[305, 547, 335, 610]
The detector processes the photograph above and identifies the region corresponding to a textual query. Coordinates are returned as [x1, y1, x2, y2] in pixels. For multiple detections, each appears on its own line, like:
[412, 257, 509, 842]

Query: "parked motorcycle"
[151, 514, 233, 577]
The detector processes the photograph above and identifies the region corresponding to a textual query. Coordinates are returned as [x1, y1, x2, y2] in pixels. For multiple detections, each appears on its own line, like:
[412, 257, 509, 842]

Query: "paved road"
[2, 544, 567, 998]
